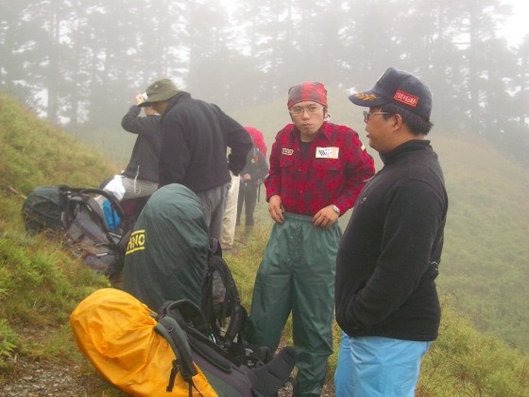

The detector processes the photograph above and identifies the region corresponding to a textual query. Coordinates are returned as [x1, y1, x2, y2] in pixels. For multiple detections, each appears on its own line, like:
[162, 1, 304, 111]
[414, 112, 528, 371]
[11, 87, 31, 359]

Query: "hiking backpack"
[70, 288, 216, 397]
[21, 185, 65, 233]
[22, 185, 129, 278]
[70, 288, 296, 397]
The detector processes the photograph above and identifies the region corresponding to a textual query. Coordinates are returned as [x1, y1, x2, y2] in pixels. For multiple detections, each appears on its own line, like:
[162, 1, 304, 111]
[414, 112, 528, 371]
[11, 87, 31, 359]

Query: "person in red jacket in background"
[236, 126, 269, 229]
[245, 126, 267, 157]
[247, 81, 375, 397]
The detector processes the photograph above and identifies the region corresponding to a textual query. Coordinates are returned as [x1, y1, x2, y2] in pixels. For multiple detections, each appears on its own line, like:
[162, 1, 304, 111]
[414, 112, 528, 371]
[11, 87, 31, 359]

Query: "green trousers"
[248, 213, 341, 397]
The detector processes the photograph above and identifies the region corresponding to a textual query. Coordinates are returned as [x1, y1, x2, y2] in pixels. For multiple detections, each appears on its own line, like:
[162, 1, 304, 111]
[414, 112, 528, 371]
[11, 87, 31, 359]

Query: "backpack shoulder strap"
[160, 299, 210, 335]
[154, 315, 197, 392]
[247, 346, 297, 396]
[158, 299, 235, 372]
[68, 187, 125, 218]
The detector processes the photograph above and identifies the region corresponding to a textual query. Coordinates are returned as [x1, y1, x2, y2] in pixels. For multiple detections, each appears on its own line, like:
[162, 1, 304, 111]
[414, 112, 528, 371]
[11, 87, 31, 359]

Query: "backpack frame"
[22, 185, 129, 278]
[201, 247, 246, 346]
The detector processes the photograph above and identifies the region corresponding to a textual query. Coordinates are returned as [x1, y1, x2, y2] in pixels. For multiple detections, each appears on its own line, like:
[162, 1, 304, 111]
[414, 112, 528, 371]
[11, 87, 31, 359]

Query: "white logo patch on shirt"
[315, 146, 339, 159]
[282, 148, 294, 156]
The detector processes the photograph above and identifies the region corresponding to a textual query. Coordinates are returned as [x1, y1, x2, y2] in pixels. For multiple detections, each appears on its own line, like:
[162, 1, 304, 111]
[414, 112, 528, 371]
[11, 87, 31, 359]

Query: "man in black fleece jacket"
[139, 79, 252, 241]
[334, 67, 448, 397]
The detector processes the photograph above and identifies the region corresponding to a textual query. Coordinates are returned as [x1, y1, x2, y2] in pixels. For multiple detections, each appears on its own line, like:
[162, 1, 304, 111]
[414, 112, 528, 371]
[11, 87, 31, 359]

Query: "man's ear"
[393, 113, 404, 129]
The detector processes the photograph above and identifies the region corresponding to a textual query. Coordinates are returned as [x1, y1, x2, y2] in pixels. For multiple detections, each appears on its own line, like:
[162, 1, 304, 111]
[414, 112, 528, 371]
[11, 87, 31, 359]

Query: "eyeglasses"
[363, 111, 390, 123]
[289, 105, 324, 116]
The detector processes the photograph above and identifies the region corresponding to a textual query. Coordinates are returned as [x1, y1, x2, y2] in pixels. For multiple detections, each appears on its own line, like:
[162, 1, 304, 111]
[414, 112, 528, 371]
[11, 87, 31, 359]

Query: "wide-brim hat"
[349, 67, 432, 120]
[138, 79, 180, 107]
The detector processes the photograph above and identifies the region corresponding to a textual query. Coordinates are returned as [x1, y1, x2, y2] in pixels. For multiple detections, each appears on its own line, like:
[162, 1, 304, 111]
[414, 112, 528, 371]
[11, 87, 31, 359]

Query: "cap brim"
[348, 91, 388, 107]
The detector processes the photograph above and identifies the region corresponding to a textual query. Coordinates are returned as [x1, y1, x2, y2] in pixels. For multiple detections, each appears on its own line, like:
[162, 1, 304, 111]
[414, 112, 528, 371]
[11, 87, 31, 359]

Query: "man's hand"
[312, 205, 339, 228]
[135, 94, 144, 106]
[268, 195, 285, 224]
[242, 173, 252, 181]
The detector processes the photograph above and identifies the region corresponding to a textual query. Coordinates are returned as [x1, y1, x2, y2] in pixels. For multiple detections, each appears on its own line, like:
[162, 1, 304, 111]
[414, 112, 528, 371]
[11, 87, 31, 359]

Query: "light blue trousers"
[334, 333, 430, 397]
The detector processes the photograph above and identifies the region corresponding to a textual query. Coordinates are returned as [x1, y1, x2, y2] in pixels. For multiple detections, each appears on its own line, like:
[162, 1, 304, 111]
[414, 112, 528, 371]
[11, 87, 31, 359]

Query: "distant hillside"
[2, 90, 528, 396]
[434, 133, 529, 350]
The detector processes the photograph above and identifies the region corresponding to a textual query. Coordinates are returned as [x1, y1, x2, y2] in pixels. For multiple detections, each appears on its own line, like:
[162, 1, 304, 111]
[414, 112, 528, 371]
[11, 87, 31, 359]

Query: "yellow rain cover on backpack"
[70, 288, 217, 397]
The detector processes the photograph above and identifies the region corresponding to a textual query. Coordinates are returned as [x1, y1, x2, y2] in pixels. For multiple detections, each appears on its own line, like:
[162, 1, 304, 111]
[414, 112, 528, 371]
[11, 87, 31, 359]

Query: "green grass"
[419, 304, 529, 396]
[0, 91, 114, 374]
[1, 89, 529, 395]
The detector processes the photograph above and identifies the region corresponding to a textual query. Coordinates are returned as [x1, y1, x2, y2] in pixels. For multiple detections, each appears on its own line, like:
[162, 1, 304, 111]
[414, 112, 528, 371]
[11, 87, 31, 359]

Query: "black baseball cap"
[349, 67, 432, 120]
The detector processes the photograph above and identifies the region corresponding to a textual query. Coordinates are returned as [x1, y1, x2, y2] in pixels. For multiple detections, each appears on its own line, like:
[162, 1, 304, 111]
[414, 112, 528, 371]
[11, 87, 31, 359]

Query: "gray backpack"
[22, 185, 128, 277]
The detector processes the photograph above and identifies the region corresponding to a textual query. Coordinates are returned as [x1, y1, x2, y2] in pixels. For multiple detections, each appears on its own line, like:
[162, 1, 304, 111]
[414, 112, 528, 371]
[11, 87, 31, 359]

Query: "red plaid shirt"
[265, 122, 375, 216]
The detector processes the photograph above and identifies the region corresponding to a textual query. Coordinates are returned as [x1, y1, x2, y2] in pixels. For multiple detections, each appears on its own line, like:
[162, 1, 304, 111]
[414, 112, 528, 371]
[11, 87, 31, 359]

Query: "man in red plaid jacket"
[247, 81, 375, 397]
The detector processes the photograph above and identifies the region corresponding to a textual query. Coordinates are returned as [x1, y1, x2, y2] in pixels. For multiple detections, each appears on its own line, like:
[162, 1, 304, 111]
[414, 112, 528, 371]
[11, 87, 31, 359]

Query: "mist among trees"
[1, 0, 528, 163]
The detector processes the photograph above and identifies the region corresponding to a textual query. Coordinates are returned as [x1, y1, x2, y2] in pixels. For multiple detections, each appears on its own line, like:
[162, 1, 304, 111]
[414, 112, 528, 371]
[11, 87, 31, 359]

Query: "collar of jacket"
[160, 91, 191, 121]
[380, 139, 431, 165]
[289, 121, 334, 143]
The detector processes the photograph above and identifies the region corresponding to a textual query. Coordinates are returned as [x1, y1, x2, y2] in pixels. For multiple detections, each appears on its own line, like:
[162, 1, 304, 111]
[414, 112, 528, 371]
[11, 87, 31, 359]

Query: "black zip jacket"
[121, 106, 161, 183]
[335, 140, 448, 341]
[240, 146, 269, 187]
[159, 92, 252, 192]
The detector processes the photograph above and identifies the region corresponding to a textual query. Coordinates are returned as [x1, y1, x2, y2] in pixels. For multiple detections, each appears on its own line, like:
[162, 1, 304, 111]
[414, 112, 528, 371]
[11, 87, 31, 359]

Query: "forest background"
[1, 0, 528, 164]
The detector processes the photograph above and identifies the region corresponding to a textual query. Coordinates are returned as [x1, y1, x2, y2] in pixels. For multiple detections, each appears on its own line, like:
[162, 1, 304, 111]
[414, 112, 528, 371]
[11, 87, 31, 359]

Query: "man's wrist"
[332, 204, 341, 215]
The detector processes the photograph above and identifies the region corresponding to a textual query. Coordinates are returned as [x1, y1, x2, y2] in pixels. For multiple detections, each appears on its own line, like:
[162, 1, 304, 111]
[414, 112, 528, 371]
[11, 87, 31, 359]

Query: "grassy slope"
[0, 91, 528, 395]
[0, 91, 117, 372]
[433, 133, 529, 350]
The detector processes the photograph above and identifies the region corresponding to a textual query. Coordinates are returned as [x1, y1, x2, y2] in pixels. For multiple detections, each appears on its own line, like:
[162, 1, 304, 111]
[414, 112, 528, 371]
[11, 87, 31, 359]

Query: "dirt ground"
[0, 355, 335, 397]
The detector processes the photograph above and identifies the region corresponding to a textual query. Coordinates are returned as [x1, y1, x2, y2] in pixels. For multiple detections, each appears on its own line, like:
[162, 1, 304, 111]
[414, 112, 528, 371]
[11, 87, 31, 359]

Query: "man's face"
[363, 107, 395, 153]
[289, 101, 327, 142]
[143, 106, 158, 116]
[151, 101, 169, 115]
